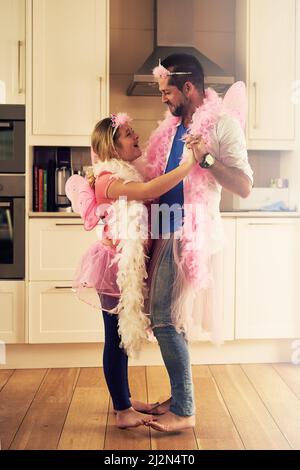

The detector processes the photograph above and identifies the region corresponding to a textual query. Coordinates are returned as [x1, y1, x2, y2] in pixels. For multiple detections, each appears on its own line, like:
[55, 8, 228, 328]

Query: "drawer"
[0, 281, 25, 343]
[29, 218, 100, 280]
[29, 281, 104, 343]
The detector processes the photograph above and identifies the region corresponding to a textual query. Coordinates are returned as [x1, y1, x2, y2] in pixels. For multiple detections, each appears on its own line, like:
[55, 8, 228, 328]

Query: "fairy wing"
[65, 175, 86, 214]
[65, 175, 100, 231]
[222, 81, 247, 131]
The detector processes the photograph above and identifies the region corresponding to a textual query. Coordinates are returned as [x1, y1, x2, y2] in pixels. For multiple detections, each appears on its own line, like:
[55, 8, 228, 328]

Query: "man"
[144, 53, 253, 432]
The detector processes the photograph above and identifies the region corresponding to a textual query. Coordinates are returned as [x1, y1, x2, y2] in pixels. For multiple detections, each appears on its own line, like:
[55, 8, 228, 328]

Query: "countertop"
[28, 211, 300, 218]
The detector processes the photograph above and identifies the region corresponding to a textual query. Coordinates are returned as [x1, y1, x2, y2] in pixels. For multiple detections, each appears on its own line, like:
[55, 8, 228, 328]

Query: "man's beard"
[169, 103, 185, 117]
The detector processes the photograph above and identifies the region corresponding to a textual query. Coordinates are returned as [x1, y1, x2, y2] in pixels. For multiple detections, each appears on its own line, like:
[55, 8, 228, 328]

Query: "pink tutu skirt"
[72, 240, 120, 310]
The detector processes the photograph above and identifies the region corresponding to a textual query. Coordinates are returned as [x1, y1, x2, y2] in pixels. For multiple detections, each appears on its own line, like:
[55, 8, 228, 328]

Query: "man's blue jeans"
[150, 238, 195, 417]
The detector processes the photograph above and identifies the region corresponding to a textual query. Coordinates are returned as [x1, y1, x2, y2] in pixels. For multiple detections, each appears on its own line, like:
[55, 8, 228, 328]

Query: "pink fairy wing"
[82, 199, 101, 231]
[222, 81, 247, 131]
[65, 175, 100, 231]
[65, 175, 86, 214]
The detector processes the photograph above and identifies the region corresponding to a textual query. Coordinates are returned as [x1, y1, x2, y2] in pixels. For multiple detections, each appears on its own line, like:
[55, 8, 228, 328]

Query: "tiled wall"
[109, 0, 285, 192]
[110, 0, 236, 148]
[110, 0, 161, 148]
[248, 152, 280, 188]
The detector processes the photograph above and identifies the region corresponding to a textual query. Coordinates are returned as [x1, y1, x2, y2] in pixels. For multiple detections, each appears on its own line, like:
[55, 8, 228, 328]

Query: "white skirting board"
[1, 339, 299, 369]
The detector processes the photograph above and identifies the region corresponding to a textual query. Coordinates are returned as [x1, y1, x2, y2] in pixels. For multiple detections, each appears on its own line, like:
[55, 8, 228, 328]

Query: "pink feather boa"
[144, 88, 225, 288]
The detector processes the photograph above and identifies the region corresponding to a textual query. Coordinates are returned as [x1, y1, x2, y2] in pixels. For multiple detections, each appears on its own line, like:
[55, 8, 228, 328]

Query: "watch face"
[206, 154, 215, 166]
[200, 153, 215, 168]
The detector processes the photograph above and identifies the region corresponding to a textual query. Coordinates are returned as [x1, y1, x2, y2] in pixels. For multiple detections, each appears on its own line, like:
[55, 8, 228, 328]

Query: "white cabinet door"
[32, 0, 108, 137]
[196, 218, 236, 342]
[0, 0, 25, 104]
[29, 218, 102, 281]
[236, 219, 300, 339]
[29, 281, 103, 343]
[236, 0, 296, 150]
[222, 218, 236, 340]
[0, 281, 25, 343]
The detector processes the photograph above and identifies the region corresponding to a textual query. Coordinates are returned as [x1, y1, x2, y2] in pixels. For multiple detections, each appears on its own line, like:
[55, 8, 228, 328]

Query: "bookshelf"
[30, 146, 91, 214]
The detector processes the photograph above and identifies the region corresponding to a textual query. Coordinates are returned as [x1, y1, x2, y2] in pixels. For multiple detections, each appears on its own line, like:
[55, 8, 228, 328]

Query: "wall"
[110, 0, 296, 194]
[110, 0, 236, 148]
[248, 152, 280, 188]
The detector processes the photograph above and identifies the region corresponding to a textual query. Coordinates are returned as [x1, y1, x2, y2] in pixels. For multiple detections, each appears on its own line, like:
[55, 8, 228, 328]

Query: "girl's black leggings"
[102, 311, 131, 411]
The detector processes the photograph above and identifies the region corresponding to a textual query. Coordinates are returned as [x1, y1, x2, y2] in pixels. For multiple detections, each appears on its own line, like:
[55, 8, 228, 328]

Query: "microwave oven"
[0, 104, 25, 173]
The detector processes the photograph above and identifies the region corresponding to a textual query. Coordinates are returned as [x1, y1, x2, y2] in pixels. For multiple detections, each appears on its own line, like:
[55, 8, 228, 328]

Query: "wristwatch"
[199, 153, 215, 169]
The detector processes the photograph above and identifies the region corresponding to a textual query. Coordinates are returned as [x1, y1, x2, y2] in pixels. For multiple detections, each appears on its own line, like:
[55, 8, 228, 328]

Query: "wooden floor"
[1, 364, 300, 450]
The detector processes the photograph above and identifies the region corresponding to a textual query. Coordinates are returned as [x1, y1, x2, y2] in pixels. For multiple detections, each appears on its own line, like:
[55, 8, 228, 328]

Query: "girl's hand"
[185, 134, 207, 163]
[185, 146, 197, 167]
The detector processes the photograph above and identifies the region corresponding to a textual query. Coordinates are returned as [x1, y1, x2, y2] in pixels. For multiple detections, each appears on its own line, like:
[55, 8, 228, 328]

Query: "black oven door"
[0, 105, 25, 173]
[0, 197, 25, 279]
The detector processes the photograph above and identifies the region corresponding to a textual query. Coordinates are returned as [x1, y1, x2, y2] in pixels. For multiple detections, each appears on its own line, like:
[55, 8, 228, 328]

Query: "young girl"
[66, 113, 198, 429]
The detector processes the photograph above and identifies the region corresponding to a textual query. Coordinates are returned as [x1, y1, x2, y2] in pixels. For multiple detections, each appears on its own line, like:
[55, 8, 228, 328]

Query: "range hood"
[127, 0, 234, 96]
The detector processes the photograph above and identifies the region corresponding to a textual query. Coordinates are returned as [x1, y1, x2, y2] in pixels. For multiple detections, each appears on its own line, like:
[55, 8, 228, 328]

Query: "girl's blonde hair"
[91, 117, 120, 163]
[88, 117, 120, 188]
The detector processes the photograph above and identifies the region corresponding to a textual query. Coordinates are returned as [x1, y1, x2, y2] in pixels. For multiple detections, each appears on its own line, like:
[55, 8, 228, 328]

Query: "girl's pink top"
[95, 171, 116, 203]
[95, 170, 152, 252]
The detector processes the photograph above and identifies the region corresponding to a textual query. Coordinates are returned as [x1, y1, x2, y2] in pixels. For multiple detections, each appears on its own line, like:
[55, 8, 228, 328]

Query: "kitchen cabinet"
[28, 218, 103, 343]
[221, 218, 236, 340]
[235, 218, 300, 339]
[27, 215, 300, 346]
[0, 281, 25, 343]
[29, 281, 103, 343]
[28, 217, 235, 344]
[235, 0, 296, 150]
[29, 218, 99, 281]
[31, 0, 108, 141]
[197, 218, 236, 341]
[27, 217, 236, 344]
[0, 0, 26, 104]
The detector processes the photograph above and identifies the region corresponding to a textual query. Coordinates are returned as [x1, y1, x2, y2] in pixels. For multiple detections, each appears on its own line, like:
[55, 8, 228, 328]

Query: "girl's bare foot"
[145, 411, 195, 432]
[116, 407, 154, 429]
[148, 397, 172, 415]
[131, 399, 159, 413]
[113, 399, 159, 415]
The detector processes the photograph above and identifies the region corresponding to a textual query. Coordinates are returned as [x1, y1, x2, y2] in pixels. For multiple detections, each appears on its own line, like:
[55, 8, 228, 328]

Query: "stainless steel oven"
[0, 175, 25, 279]
[0, 105, 25, 173]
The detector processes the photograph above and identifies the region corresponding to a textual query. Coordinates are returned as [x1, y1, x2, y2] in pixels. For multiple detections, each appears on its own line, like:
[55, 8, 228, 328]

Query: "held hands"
[185, 146, 198, 167]
[184, 134, 207, 164]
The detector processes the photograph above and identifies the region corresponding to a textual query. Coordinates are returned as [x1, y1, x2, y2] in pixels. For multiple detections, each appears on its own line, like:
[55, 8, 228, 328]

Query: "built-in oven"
[0, 175, 25, 279]
[0, 104, 25, 173]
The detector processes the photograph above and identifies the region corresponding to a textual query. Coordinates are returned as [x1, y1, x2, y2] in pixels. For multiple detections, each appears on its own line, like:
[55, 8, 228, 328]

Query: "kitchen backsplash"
[248, 151, 281, 188]
[110, 0, 235, 148]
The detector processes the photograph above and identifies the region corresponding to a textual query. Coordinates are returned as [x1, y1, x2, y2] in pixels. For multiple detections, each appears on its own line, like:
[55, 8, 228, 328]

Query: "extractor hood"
[127, 0, 234, 96]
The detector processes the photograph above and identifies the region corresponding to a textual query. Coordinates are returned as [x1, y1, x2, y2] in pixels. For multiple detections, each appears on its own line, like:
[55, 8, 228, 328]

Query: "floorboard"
[210, 364, 291, 450]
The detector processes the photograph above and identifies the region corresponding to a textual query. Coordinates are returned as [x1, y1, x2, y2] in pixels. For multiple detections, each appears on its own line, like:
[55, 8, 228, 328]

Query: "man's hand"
[184, 134, 207, 163]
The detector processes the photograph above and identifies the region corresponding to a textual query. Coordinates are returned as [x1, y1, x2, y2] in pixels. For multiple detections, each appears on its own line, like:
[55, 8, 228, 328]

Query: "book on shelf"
[43, 169, 47, 211]
[32, 166, 49, 212]
[33, 165, 39, 212]
[38, 168, 44, 212]
[47, 159, 56, 212]
[33, 147, 57, 212]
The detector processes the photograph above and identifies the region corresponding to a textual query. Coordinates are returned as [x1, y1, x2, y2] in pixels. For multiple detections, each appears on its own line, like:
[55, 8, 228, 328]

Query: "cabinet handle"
[0, 202, 11, 207]
[99, 76, 102, 117]
[253, 81, 258, 129]
[18, 40, 24, 94]
[247, 223, 290, 226]
[54, 286, 73, 290]
[55, 223, 82, 226]
[54, 222, 104, 226]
